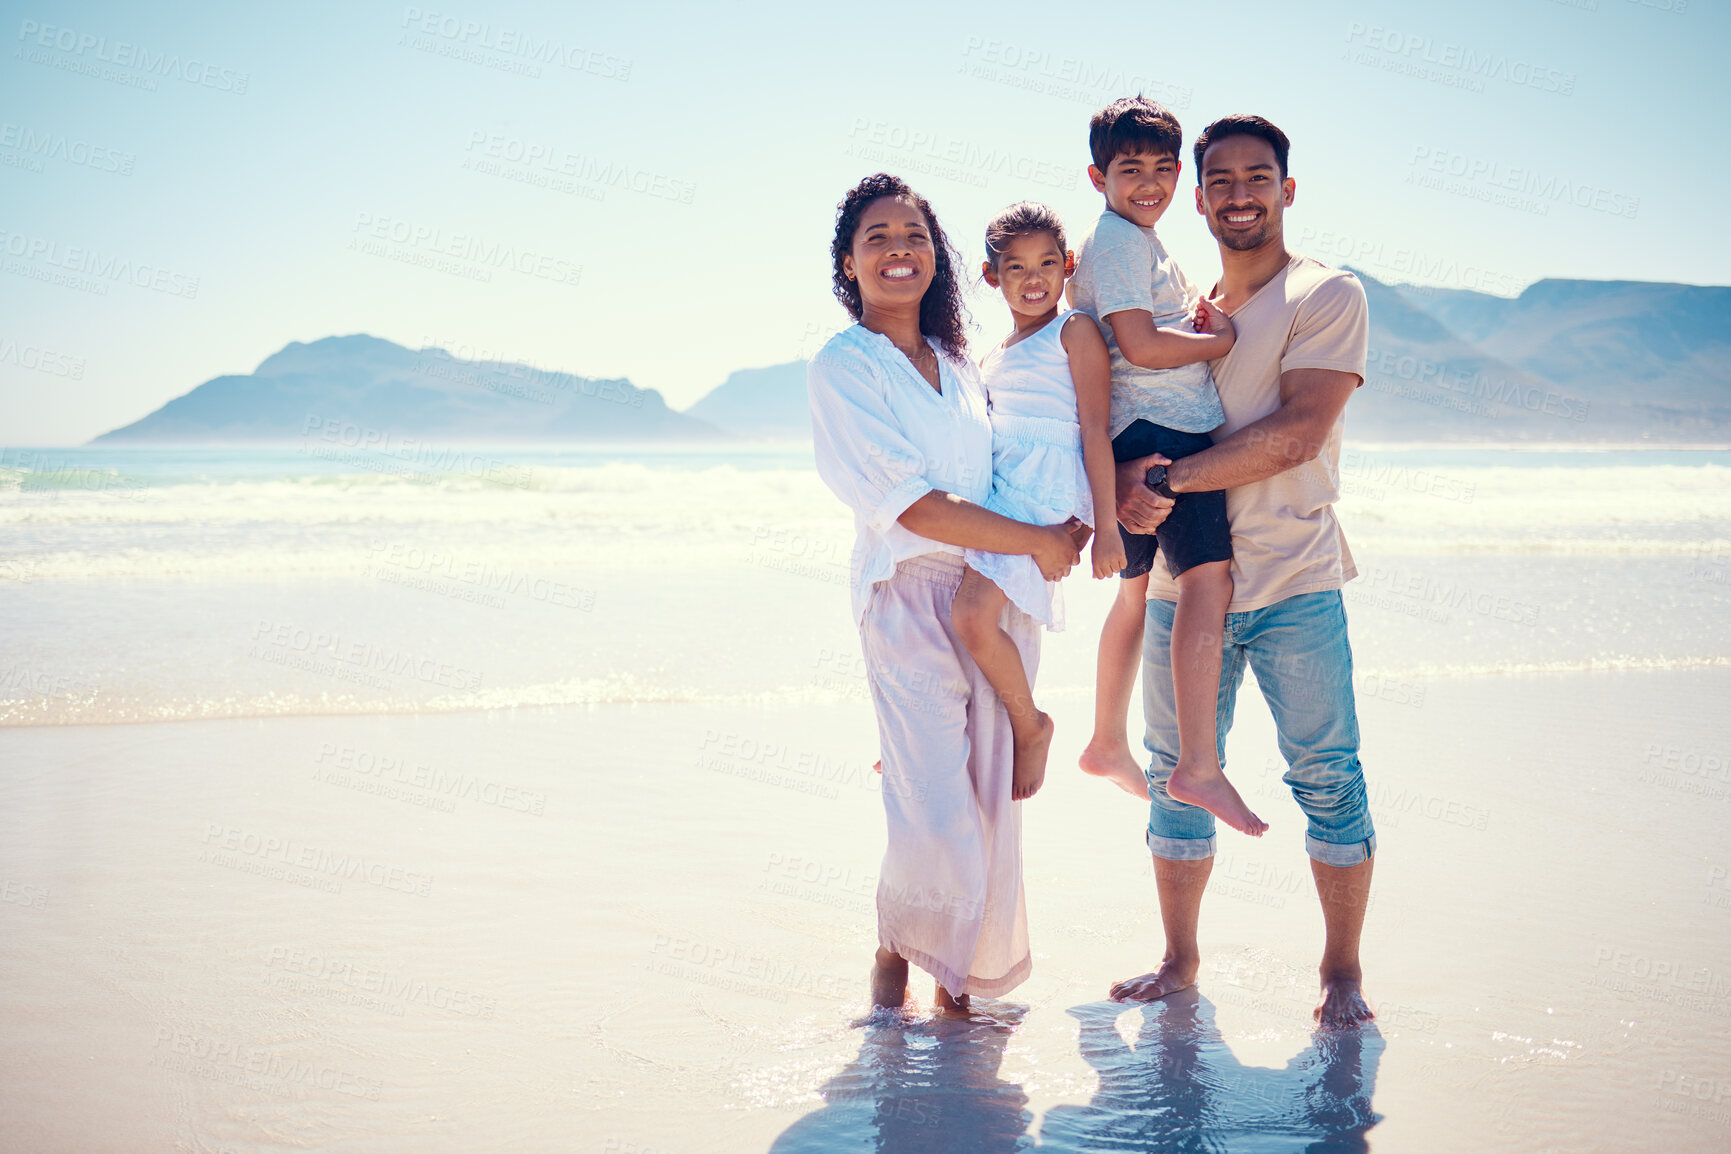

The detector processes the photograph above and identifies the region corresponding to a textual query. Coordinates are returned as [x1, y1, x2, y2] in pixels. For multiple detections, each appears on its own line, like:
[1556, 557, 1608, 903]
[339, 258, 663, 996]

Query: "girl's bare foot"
[1012, 712, 1054, 801]
[871, 947, 909, 1010]
[935, 982, 971, 1017]
[1108, 953, 1199, 1003]
[1167, 758, 1268, 836]
[1078, 738, 1151, 799]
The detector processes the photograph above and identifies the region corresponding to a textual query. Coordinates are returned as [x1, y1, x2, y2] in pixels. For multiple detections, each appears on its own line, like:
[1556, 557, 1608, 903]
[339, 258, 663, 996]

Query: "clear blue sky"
[2, 0, 1725, 444]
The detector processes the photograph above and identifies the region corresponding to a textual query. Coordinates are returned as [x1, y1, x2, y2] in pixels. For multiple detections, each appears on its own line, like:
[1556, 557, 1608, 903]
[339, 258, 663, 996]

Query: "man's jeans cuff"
[1306, 833, 1376, 866]
[1146, 828, 1217, 861]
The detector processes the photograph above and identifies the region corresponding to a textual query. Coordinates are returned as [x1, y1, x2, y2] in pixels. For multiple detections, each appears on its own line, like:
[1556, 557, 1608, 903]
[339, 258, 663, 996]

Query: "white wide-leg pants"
[859, 552, 1039, 999]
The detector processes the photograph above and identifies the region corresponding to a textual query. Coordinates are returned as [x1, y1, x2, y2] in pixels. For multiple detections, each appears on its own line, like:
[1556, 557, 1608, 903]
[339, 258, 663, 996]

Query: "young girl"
[951, 203, 1123, 802]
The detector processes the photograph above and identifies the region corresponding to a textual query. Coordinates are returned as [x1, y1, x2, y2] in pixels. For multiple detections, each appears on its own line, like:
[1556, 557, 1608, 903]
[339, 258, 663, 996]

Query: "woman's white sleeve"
[807, 345, 933, 533]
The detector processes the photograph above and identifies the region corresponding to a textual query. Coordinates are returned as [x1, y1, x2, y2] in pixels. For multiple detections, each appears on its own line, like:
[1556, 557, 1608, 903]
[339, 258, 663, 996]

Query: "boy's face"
[1088, 150, 1180, 229]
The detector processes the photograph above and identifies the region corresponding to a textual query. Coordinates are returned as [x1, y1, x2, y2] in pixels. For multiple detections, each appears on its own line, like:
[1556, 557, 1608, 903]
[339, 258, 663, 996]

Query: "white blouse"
[807, 324, 994, 624]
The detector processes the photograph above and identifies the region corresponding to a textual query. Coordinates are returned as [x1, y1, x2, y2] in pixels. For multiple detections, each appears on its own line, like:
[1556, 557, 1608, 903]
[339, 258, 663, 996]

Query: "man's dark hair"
[828, 173, 970, 360]
[1192, 115, 1291, 184]
[1088, 97, 1183, 173]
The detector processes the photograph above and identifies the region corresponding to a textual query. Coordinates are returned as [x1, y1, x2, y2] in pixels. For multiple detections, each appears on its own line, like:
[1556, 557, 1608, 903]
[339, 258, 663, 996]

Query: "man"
[1110, 114, 1376, 1028]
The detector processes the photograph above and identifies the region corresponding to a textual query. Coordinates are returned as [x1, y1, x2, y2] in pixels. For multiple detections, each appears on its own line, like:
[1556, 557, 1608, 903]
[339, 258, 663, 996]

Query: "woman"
[807, 173, 1082, 1014]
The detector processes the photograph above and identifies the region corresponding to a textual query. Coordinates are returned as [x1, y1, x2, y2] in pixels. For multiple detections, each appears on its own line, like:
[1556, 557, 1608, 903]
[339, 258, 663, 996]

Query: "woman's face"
[842, 195, 936, 314]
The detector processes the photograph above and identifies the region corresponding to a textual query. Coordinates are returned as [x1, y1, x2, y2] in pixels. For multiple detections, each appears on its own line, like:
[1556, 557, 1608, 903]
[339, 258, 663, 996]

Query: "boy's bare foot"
[1078, 738, 1151, 799]
[871, 947, 909, 1010]
[1012, 712, 1054, 801]
[1167, 758, 1268, 836]
[935, 982, 971, 1017]
[1108, 954, 1199, 1003]
[1315, 974, 1375, 1029]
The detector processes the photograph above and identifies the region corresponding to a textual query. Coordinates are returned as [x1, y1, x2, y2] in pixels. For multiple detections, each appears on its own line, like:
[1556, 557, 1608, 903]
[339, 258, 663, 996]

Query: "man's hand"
[1116, 453, 1174, 535]
[1031, 522, 1082, 581]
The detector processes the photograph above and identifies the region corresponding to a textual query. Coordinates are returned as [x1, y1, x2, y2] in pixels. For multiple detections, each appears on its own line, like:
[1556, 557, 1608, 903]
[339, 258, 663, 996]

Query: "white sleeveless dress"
[965, 311, 1094, 630]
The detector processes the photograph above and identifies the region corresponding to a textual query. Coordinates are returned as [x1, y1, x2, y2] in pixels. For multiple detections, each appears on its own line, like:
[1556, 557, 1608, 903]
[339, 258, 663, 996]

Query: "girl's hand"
[1091, 530, 1128, 580]
[1032, 523, 1082, 581]
[1194, 297, 1235, 348]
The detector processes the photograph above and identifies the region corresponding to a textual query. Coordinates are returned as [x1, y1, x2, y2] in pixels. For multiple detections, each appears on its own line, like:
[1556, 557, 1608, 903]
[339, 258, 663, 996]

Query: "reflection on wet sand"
[770, 993, 1382, 1152]
[1040, 991, 1383, 1151]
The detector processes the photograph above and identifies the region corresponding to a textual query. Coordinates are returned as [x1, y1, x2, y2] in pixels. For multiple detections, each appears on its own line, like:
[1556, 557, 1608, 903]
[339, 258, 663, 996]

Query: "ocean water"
[3, 443, 1729, 727]
[4, 443, 1731, 1152]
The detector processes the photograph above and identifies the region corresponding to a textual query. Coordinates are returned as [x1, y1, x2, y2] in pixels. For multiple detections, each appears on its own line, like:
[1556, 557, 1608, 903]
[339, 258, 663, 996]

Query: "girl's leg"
[952, 567, 1052, 801]
[1080, 572, 1153, 798]
[1164, 561, 1267, 836]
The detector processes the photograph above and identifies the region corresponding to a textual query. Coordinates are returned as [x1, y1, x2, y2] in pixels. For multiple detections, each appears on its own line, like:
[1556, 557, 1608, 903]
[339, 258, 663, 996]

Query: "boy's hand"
[1194, 297, 1235, 347]
[1091, 530, 1128, 580]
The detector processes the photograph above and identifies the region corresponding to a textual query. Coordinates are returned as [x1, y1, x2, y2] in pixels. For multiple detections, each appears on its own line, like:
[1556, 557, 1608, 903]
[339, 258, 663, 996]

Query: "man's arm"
[1167, 367, 1359, 493]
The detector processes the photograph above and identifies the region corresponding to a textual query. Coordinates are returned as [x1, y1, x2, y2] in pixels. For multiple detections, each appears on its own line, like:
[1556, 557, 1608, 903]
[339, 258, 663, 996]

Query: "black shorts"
[1111, 418, 1232, 580]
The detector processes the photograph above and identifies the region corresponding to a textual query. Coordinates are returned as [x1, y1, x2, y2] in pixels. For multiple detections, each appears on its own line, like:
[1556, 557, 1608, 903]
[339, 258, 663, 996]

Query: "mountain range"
[92, 270, 1730, 444]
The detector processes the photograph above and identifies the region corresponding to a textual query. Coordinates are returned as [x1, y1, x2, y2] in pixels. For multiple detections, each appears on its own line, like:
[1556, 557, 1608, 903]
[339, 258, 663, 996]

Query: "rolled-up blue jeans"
[1142, 589, 1376, 866]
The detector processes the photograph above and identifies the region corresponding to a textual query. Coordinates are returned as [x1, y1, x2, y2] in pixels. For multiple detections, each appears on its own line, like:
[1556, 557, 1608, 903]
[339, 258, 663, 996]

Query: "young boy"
[1069, 97, 1266, 837]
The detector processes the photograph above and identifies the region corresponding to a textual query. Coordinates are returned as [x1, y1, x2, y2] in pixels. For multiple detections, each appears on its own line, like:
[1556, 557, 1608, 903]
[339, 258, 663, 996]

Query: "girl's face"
[843, 195, 936, 314]
[982, 232, 1072, 322]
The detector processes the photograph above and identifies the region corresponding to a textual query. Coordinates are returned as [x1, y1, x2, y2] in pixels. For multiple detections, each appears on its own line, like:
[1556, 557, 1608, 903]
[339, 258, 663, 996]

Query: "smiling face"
[841, 195, 936, 314]
[982, 231, 1070, 323]
[1089, 150, 1180, 229]
[1194, 133, 1295, 253]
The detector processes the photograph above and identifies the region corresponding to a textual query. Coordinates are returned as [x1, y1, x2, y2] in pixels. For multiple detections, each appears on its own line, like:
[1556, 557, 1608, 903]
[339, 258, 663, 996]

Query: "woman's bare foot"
[871, 947, 909, 1010]
[1166, 757, 1268, 836]
[1315, 974, 1375, 1029]
[1108, 953, 1199, 1003]
[1078, 738, 1151, 799]
[935, 982, 971, 1017]
[1011, 712, 1054, 801]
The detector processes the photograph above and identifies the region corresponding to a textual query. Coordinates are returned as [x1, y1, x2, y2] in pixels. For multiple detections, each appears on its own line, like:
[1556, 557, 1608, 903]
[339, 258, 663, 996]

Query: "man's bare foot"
[935, 982, 971, 1017]
[1011, 712, 1054, 801]
[1315, 974, 1374, 1028]
[871, 947, 909, 1010]
[1109, 954, 1199, 1003]
[1078, 738, 1150, 799]
[1167, 758, 1268, 836]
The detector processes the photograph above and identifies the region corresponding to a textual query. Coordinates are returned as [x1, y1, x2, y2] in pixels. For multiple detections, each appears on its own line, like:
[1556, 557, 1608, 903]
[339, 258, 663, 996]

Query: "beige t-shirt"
[1147, 254, 1369, 612]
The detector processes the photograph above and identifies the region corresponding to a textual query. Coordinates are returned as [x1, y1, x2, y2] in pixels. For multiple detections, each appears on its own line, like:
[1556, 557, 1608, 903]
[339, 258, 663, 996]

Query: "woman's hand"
[1091, 526, 1128, 579]
[1031, 522, 1082, 581]
[1116, 453, 1174, 535]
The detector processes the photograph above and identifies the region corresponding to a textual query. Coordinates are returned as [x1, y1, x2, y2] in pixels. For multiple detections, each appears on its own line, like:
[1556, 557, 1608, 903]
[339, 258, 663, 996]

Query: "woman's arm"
[898, 494, 1080, 580]
[1062, 315, 1127, 579]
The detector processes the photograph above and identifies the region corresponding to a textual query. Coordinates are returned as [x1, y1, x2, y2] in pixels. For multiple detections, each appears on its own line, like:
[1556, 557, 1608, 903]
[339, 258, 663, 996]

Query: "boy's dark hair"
[983, 201, 1066, 271]
[828, 173, 970, 360]
[1192, 115, 1291, 184]
[1088, 96, 1183, 173]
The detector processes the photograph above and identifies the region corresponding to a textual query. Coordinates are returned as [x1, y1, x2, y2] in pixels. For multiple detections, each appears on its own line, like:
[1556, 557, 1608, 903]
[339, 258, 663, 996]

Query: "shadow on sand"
[769, 992, 1382, 1153]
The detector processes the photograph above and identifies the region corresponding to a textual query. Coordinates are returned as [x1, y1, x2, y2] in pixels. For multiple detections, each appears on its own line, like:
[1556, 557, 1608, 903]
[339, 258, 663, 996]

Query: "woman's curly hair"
[828, 173, 969, 361]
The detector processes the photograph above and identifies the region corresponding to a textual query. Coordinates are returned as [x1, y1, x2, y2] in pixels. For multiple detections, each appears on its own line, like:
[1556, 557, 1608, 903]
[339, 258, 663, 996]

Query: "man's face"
[1194, 134, 1295, 252]
[1089, 150, 1180, 229]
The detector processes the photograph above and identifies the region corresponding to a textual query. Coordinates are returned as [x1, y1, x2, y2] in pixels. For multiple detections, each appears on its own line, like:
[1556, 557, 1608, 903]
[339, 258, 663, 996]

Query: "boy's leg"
[1080, 570, 1152, 798]
[1164, 561, 1267, 836]
[952, 567, 1052, 800]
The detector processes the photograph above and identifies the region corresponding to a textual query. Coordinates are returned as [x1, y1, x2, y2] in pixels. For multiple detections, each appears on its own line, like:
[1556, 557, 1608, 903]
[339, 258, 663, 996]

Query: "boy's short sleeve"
[807, 340, 933, 533]
[1280, 271, 1369, 380]
[1081, 215, 1156, 320]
